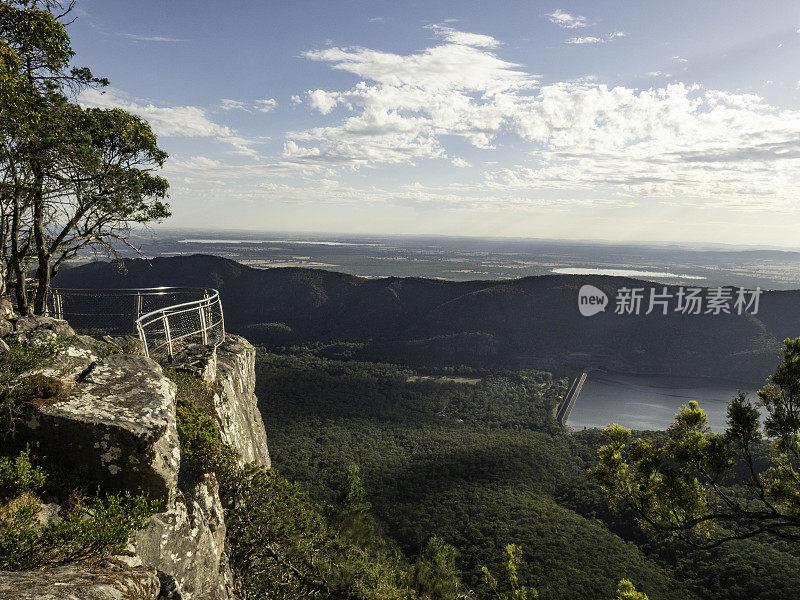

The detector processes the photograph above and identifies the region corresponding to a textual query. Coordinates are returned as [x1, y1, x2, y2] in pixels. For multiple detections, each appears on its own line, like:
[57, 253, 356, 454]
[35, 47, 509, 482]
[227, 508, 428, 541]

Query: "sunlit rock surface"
[172, 335, 270, 469]
[0, 558, 160, 600]
[19, 352, 179, 504]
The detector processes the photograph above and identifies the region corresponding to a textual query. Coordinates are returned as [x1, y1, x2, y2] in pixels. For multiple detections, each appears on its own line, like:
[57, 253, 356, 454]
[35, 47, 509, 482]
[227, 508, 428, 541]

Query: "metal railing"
[135, 290, 225, 357]
[48, 287, 225, 358]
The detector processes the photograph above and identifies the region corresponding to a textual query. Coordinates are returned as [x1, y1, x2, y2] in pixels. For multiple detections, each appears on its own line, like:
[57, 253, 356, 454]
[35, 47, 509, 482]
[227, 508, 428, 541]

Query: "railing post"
[163, 314, 173, 357]
[217, 296, 225, 344]
[53, 290, 63, 320]
[136, 321, 149, 358]
[199, 298, 209, 345]
[134, 292, 142, 337]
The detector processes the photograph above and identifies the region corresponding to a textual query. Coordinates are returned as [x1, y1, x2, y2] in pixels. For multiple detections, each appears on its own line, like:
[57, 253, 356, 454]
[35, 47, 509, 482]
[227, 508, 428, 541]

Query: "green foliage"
[0, 448, 157, 570]
[175, 394, 237, 479]
[170, 368, 419, 599]
[0, 338, 61, 384]
[591, 337, 800, 547]
[330, 463, 376, 549]
[12, 372, 67, 405]
[168, 368, 238, 480]
[614, 580, 649, 600]
[255, 350, 712, 600]
[329, 464, 375, 548]
[92, 338, 142, 358]
[0, 445, 46, 501]
[0, 0, 169, 313]
[480, 544, 536, 600]
[408, 537, 461, 600]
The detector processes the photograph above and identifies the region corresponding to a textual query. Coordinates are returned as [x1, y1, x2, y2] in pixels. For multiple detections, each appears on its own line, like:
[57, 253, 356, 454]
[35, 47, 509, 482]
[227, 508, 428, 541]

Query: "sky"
[67, 1, 800, 246]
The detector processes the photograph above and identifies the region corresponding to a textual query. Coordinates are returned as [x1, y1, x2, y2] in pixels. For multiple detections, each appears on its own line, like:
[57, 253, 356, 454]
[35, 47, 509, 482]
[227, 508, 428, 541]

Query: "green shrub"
[175, 394, 237, 478]
[0, 446, 47, 502]
[167, 368, 237, 480]
[328, 463, 376, 549]
[408, 537, 461, 600]
[0, 448, 158, 570]
[614, 580, 649, 600]
[0, 340, 62, 385]
[224, 465, 414, 600]
[93, 338, 142, 358]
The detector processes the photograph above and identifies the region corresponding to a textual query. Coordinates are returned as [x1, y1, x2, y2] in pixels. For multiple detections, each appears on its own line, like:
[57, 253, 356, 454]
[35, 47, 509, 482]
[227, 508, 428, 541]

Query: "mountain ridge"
[54, 254, 800, 382]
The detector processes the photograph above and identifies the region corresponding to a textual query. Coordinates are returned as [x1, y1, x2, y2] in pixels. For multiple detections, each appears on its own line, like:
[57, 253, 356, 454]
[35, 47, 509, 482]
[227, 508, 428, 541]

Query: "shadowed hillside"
[55, 254, 800, 382]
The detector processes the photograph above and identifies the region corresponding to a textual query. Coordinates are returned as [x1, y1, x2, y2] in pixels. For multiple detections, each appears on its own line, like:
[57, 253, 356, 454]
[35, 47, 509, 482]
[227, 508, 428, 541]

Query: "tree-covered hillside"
[254, 350, 800, 600]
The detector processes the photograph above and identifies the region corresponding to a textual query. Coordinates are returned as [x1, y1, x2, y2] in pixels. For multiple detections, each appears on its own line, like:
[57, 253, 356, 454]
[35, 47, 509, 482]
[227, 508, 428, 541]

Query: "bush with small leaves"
[0, 448, 158, 570]
[0, 446, 46, 501]
[480, 544, 537, 600]
[614, 580, 649, 600]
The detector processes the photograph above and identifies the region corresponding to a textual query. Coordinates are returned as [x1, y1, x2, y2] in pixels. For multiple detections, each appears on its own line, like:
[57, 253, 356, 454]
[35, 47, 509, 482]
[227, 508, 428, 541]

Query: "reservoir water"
[566, 371, 761, 432]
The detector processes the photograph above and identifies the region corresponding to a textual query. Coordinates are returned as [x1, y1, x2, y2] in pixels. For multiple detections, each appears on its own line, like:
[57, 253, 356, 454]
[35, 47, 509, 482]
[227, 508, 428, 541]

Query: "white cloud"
[157, 26, 800, 215]
[220, 98, 250, 111]
[79, 88, 263, 159]
[566, 36, 603, 45]
[221, 98, 277, 113]
[673, 55, 689, 63]
[307, 89, 339, 114]
[426, 24, 501, 48]
[81, 88, 231, 137]
[566, 32, 625, 45]
[483, 83, 800, 209]
[369, 17, 384, 22]
[546, 10, 589, 29]
[255, 98, 278, 112]
[293, 30, 538, 165]
[285, 29, 800, 210]
[121, 33, 184, 42]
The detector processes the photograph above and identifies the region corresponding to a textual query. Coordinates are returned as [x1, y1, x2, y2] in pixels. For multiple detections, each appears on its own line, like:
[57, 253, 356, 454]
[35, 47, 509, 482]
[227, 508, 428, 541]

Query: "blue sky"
[69, 1, 800, 246]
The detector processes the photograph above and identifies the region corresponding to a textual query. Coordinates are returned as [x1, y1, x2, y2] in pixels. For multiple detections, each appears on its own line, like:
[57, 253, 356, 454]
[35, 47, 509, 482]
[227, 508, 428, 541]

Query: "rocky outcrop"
[129, 336, 269, 599]
[172, 335, 270, 469]
[0, 558, 160, 600]
[20, 353, 179, 503]
[134, 473, 233, 600]
[1, 316, 271, 600]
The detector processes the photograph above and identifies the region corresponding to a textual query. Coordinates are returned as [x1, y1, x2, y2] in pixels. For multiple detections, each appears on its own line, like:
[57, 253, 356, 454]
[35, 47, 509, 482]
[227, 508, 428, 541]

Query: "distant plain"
[117, 229, 800, 290]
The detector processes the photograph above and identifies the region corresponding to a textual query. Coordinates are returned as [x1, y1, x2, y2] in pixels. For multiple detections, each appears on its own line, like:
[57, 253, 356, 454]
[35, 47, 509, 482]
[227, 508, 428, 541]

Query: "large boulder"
[20, 353, 179, 503]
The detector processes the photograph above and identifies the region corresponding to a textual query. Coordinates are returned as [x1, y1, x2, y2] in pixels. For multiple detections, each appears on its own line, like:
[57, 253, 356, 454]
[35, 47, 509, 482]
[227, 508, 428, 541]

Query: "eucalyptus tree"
[0, 1, 169, 315]
[29, 104, 169, 314]
[591, 337, 800, 548]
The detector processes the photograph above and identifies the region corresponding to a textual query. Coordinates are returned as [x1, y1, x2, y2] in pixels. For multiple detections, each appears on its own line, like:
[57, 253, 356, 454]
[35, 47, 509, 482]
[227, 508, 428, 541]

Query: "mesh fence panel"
[42, 287, 225, 357]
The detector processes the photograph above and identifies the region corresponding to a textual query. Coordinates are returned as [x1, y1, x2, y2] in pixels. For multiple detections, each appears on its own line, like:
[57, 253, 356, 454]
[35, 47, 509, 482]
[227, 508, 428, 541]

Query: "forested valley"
[254, 349, 800, 600]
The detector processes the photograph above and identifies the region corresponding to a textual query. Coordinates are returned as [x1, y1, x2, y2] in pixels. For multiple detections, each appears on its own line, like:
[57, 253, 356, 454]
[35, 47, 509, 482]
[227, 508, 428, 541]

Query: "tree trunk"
[32, 192, 49, 316]
[10, 192, 27, 315]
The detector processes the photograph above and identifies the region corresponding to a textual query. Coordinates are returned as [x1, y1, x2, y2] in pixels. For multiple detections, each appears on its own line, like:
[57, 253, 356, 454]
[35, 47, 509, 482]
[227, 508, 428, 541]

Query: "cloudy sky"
[70, 1, 800, 246]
